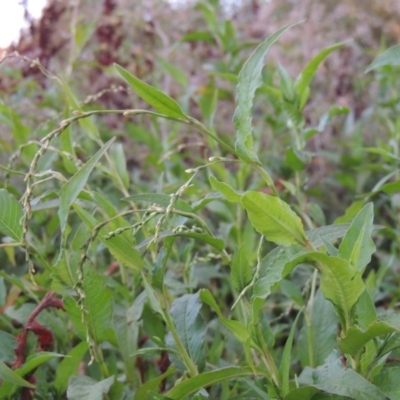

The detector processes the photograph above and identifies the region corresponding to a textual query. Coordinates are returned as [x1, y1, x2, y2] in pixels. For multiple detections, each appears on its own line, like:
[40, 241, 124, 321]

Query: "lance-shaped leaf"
[295, 41, 348, 108]
[252, 224, 352, 300]
[73, 204, 145, 272]
[338, 203, 375, 273]
[339, 320, 400, 358]
[286, 253, 365, 327]
[167, 293, 206, 373]
[284, 369, 387, 400]
[365, 44, 400, 72]
[233, 22, 300, 163]
[209, 175, 241, 203]
[64, 266, 113, 344]
[58, 138, 115, 237]
[241, 191, 307, 247]
[115, 63, 187, 119]
[166, 367, 259, 399]
[0, 361, 34, 389]
[0, 189, 23, 241]
[373, 367, 400, 400]
[67, 376, 115, 400]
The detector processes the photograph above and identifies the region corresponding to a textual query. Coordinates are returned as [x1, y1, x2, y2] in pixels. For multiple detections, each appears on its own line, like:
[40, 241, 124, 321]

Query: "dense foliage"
[1, 1, 400, 399]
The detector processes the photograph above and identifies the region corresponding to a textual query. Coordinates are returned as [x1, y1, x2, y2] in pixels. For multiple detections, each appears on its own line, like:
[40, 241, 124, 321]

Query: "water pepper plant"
[1, 21, 400, 399]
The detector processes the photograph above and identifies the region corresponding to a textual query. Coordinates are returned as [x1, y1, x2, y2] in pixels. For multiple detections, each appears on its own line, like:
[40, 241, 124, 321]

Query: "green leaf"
[285, 369, 388, 400]
[109, 142, 129, 190]
[306, 224, 350, 247]
[114, 64, 187, 119]
[292, 253, 365, 327]
[233, 22, 300, 163]
[165, 367, 259, 399]
[338, 203, 375, 273]
[58, 138, 115, 237]
[0, 360, 35, 389]
[295, 41, 348, 108]
[373, 367, 400, 400]
[199, 289, 223, 318]
[123, 193, 194, 213]
[0, 189, 23, 241]
[231, 245, 252, 291]
[54, 342, 88, 394]
[158, 58, 188, 87]
[339, 321, 400, 358]
[253, 244, 306, 300]
[134, 367, 176, 400]
[220, 318, 249, 342]
[73, 204, 144, 271]
[65, 267, 113, 344]
[298, 290, 338, 367]
[365, 44, 400, 72]
[209, 175, 241, 203]
[67, 376, 115, 400]
[241, 191, 307, 246]
[167, 293, 206, 373]
[280, 310, 302, 396]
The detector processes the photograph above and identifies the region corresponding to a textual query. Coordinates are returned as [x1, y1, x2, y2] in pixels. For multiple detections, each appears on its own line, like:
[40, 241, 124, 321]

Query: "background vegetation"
[0, 0, 400, 398]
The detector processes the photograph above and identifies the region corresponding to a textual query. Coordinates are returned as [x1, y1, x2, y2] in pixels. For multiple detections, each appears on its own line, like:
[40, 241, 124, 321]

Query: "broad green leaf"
[339, 321, 400, 357]
[365, 44, 400, 72]
[298, 290, 338, 367]
[0, 360, 34, 389]
[290, 253, 365, 327]
[252, 244, 306, 300]
[123, 193, 194, 213]
[0, 189, 23, 241]
[73, 204, 144, 271]
[241, 191, 307, 246]
[167, 293, 206, 373]
[285, 369, 387, 400]
[114, 309, 139, 383]
[54, 342, 88, 394]
[338, 203, 375, 272]
[280, 310, 302, 396]
[58, 138, 115, 236]
[51, 250, 80, 295]
[209, 175, 241, 203]
[220, 318, 249, 342]
[165, 367, 259, 399]
[231, 246, 252, 291]
[353, 289, 377, 329]
[295, 41, 348, 108]
[373, 367, 400, 400]
[233, 22, 300, 163]
[306, 224, 350, 247]
[114, 64, 187, 119]
[67, 376, 115, 400]
[65, 266, 113, 344]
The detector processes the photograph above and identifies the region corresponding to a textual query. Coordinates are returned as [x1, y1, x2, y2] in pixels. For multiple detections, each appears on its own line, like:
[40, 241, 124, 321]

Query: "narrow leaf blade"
[114, 63, 186, 119]
[58, 138, 115, 236]
[233, 22, 300, 163]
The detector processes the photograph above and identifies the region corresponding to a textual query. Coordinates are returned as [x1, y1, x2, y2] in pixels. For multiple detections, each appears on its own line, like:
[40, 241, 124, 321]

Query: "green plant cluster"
[1, 7, 400, 400]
